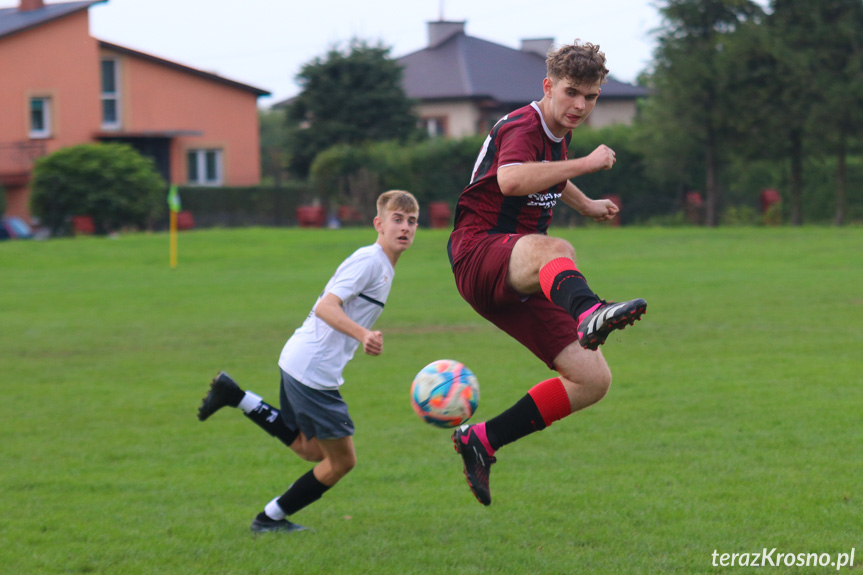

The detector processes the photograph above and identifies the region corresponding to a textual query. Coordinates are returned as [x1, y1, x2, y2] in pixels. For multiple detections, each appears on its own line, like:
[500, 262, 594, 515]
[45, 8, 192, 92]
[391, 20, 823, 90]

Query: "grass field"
[2, 226, 861, 575]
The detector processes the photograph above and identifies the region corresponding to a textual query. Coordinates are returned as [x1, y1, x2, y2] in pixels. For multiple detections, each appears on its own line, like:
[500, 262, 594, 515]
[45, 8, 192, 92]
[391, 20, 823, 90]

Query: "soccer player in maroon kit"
[448, 41, 647, 505]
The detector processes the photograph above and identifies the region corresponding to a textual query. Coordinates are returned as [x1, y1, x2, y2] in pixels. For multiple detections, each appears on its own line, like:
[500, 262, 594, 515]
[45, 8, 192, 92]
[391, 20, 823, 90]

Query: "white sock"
[264, 497, 286, 520]
[237, 391, 263, 414]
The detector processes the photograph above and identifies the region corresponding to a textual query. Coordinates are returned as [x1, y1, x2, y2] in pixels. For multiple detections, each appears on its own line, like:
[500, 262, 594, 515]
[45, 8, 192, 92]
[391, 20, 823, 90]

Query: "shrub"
[721, 205, 761, 226]
[30, 143, 165, 235]
[406, 135, 486, 207]
[309, 144, 381, 220]
[177, 183, 311, 228]
[309, 136, 485, 224]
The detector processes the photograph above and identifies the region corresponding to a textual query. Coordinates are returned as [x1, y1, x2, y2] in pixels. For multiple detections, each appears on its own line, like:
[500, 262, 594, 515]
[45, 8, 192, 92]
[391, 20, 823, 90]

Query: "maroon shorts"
[452, 233, 580, 369]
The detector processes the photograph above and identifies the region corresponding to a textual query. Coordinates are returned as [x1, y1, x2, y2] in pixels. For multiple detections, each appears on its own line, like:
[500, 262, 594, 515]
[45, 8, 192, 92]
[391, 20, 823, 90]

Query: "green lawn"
[1, 226, 861, 574]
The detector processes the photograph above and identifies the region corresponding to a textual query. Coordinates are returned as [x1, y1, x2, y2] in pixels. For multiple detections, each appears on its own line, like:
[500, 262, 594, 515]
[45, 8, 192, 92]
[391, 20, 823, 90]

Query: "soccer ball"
[410, 359, 479, 428]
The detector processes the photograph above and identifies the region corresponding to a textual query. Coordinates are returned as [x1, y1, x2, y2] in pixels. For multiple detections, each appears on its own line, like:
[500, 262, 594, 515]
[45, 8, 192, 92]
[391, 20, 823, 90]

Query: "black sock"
[548, 269, 600, 319]
[223, 384, 245, 407]
[244, 401, 300, 448]
[277, 469, 330, 516]
[484, 394, 547, 451]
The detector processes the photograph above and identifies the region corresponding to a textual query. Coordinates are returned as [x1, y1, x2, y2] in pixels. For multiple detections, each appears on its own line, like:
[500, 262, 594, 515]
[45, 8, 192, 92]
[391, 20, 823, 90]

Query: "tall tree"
[286, 39, 419, 177]
[259, 108, 289, 186]
[803, 0, 863, 225]
[642, 0, 764, 226]
[761, 0, 820, 225]
[740, 0, 863, 225]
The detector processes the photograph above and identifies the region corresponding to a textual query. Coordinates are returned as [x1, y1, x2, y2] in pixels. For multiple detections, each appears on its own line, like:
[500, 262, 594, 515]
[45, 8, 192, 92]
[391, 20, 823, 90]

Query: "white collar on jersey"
[530, 101, 565, 143]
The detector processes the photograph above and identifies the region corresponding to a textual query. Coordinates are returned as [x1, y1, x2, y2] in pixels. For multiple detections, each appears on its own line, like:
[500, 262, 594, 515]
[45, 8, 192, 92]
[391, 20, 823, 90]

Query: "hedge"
[173, 131, 861, 230]
[173, 182, 311, 228]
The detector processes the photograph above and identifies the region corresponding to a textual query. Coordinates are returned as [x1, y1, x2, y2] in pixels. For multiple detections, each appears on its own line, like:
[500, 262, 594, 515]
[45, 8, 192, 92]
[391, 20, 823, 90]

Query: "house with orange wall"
[0, 0, 269, 223]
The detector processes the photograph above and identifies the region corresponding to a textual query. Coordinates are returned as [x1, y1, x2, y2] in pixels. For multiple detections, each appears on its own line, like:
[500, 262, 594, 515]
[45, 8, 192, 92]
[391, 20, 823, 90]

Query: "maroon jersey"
[448, 102, 571, 268]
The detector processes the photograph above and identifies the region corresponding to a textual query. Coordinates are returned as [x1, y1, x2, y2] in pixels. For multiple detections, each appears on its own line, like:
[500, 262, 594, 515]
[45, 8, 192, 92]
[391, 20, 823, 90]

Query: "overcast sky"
[5, 0, 668, 106]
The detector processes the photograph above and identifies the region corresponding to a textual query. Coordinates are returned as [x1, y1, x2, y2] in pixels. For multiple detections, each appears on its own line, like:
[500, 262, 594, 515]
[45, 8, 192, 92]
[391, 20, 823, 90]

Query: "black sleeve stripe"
[358, 293, 385, 308]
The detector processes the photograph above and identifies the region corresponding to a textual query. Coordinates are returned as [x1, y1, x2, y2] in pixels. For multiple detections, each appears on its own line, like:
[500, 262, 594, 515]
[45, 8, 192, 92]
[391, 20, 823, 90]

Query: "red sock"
[539, 257, 578, 301]
[539, 257, 600, 318]
[527, 377, 571, 427]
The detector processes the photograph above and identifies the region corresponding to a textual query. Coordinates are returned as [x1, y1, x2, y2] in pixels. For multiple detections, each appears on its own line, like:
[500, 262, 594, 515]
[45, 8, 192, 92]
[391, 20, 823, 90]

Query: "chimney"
[20, 0, 45, 11]
[521, 38, 555, 58]
[427, 20, 465, 47]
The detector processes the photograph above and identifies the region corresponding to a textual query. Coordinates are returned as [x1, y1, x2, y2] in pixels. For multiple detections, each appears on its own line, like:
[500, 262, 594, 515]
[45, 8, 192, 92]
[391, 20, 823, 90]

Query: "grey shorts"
[279, 369, 355, 440]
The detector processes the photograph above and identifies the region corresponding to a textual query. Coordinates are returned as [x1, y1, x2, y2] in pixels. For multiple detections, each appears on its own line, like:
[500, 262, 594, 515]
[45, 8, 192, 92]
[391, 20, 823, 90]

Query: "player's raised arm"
[497, 144, 617, 197]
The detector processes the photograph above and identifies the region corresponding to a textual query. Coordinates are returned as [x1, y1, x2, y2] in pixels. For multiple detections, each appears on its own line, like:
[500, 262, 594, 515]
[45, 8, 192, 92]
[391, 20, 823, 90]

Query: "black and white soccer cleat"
[577, 299, 647, 350]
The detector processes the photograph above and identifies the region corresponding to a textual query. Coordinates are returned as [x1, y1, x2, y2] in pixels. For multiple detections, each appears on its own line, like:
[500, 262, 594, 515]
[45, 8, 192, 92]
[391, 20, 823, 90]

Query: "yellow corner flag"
[168, 185, 181, 268]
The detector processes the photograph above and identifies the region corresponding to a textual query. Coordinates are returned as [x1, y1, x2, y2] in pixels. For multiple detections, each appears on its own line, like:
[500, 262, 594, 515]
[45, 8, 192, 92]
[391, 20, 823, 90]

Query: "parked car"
[0, 216, 33, 240]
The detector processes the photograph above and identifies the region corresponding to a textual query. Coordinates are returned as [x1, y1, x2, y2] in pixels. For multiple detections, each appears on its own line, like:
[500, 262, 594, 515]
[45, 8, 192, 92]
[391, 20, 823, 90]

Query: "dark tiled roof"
[398, 32, 648, 105]
[99, 41, 270, 96]
[0, 1, 105, 40]
[399, 33, 547, 104]
[601, 77, 651, 99]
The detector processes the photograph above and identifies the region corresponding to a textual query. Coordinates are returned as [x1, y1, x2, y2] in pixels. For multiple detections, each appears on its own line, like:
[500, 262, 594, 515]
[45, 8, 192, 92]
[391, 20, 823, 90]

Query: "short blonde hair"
[546, 41, 609, 85]
[377, 190, 419, 217]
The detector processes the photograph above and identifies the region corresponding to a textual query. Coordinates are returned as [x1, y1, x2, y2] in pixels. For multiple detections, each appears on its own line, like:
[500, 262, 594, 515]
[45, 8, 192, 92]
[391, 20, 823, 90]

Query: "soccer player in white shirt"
[198, 190, 419, 533]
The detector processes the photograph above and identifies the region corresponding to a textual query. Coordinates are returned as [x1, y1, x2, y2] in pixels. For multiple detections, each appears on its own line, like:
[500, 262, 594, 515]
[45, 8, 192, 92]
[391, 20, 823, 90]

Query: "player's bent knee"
[329, 456, 356, 481]
[519, 234, 574, 262]
[544, 236, 575, 262]
[563, 365, 611, 407]
[291, 440, 324, 462]
[303, 450, 325, 463]
[587, 369, 612, 404]
[595, 378, 612, 403]
[342, 455, 357, 474]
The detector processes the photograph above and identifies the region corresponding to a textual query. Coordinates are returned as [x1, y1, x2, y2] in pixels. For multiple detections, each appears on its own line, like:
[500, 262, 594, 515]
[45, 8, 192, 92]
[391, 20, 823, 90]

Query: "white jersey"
[278, 243, 394, 390]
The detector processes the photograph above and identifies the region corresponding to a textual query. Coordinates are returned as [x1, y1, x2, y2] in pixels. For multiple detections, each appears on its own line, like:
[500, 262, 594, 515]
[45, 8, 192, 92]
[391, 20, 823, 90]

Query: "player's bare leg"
[251, 437, 353, 533]
[553, 340, 612, 411]
[288, 433, 324, 462]
[312, 436, 357, 486]
[509, 234, 646, 350]
[507, 234, 575, 294]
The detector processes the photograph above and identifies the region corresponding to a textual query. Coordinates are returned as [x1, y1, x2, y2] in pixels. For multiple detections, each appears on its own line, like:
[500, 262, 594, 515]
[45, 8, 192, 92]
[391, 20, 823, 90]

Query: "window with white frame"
[29, 97, 52, 138]
[101, 58, 121, 130]
[421, 116, 447, 138]
[186, 149, 223, 185]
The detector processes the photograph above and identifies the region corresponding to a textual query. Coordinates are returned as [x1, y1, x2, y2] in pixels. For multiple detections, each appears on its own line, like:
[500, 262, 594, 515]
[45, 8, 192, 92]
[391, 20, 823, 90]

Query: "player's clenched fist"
[587, 144, 616, 172]
[363, 330, 383, 356]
